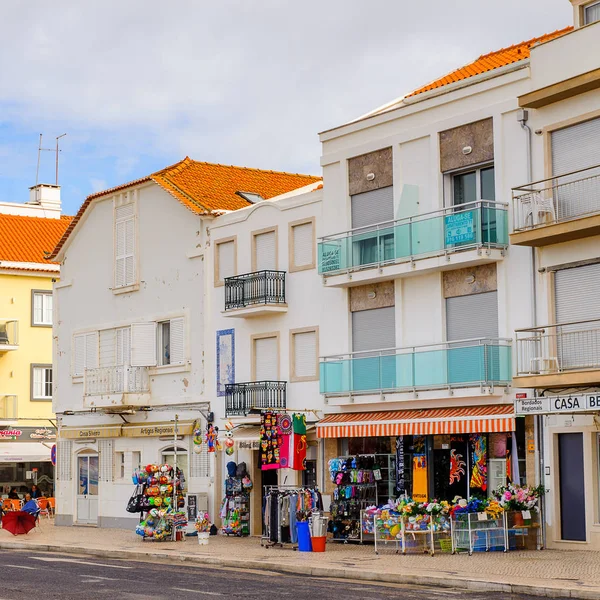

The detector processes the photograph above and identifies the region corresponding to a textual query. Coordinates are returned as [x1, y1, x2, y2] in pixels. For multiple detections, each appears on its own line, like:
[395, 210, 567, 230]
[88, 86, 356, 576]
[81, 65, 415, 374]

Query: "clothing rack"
[261, 485, 322, 549]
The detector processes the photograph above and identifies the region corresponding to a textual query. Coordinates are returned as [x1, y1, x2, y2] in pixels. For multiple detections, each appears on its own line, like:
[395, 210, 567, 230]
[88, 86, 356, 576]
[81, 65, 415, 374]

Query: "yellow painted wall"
[0, 272, 55, 426]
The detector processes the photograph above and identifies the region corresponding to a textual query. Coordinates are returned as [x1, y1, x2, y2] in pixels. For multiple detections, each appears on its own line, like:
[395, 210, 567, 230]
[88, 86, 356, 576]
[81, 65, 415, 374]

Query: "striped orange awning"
[316, 405, 515, 439]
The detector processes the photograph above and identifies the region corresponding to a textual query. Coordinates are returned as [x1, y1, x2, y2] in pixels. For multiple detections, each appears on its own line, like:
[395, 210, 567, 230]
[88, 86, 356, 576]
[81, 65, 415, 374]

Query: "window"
[114, 202, 136, 289]
[157, 318, 185, 366]
[73, 331, 99, 376]
[289, 219, 315, 272]
[252, 228, 277, 271]
[115, 450, 141, 480]
[32, 291, 52, 326]
[585, 1, 600, 24]
[32, 365, 52, 400]
[291, 327, 318, 382]
[215, 237, 236, 286]
[115, 452, 125, 480]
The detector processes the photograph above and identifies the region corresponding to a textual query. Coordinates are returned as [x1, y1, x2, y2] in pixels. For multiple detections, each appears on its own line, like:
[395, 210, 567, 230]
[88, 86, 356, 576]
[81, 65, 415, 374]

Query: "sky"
[0, 0, 572, 216]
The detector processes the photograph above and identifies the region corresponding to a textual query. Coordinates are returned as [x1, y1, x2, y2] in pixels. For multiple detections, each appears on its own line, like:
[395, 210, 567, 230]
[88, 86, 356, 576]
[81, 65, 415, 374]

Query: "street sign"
[516, 394, 600, 416]
[51, 444, 57, 466]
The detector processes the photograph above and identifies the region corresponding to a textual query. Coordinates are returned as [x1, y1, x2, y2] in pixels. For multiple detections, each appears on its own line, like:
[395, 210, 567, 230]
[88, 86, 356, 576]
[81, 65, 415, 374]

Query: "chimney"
[27, 184, 62, 218]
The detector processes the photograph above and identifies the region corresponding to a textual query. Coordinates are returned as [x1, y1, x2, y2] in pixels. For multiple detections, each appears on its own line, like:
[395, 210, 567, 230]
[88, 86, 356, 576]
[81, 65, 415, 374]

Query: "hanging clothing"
[260, 412, 281, 470]
[292, 413, 307, 471]
[412, 455, 428, 502]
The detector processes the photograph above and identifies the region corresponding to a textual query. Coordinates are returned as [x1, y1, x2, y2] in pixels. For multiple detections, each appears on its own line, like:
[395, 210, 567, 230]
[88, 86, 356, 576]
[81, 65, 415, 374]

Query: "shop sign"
[238, 440, 260, 450]
[122, 422, 194, 438]
[445, 211, 475, 245]
[0, 427, 57, 442]
[60, 426, 121, 440]
[516, 394, 600, 416]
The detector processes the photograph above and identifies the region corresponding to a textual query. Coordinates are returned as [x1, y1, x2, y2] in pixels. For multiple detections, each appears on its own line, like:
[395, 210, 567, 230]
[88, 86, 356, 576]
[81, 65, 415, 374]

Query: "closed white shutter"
[294, 330, 317, 378]
[131, 322, 157, 367]
[99, 329, 116, 367]
[293, 222, 313, 268]
[255, 231, 276, 271]
[218, 241, 235, 281]
[552, 118, 600, 176]
[555, 264, 600, 323]
[352, 307, 396, 352]
[57, 440, 73, 481]
[254, 336, 278, 381]
[115, 203, 136, 288]
[98, 439, 114, 482]
[33, 368, 43, 398]
[116, 327, 131, 366]
[74, 334, 86, 376]
[351, 186, 394, 229]
[446, 292, 499, 342]
[169, 317, 185, 365]
[74, 332, 99, 376]
[85, 332, 99, 369]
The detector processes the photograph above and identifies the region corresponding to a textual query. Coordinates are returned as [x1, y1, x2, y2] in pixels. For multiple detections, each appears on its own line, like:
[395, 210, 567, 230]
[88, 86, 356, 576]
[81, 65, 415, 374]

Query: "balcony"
[0, 320, 18, 352]
[225, 381, 287, 417]
[511, 165, 600, 246]
[83, 366, 151, 409]
[320, 338, 512, 398]
[318, 201, 508, 287]
[514, 319, 600, 388]
[0, 395, 17, 421]
[223, 270, 287, 317]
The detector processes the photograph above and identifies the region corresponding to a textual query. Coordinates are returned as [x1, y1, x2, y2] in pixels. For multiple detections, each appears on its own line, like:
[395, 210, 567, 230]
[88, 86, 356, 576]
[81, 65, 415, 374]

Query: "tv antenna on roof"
[35, 133, 67, 188]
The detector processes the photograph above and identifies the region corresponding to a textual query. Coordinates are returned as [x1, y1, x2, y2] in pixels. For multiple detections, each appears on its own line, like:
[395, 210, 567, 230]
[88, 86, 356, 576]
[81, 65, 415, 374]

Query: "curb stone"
[0, 541, 598, 599]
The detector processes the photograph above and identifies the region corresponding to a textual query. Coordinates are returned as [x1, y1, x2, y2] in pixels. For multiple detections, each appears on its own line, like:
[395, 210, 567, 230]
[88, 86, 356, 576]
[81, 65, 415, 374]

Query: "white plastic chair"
[532, 192, 556, 225]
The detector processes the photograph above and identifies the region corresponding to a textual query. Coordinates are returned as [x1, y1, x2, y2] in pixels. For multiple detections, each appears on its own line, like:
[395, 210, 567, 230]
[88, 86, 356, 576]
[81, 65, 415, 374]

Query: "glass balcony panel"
[414, 348, 447, 387]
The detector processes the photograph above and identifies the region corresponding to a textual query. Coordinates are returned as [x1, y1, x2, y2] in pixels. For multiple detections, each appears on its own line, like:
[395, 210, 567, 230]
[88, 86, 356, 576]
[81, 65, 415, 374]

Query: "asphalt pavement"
[0, 549, 570, 600]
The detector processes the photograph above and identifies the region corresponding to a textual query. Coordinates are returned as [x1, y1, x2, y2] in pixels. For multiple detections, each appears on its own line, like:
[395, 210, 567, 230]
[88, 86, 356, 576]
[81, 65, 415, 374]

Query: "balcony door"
[551, 117, 600, 221]
[446, 291, 499, 385]
[554, 263, 600, 370]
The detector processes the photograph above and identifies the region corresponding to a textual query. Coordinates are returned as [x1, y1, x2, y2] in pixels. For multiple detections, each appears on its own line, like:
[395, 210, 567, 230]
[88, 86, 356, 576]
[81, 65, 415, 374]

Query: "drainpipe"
[518, 108, 546, 547]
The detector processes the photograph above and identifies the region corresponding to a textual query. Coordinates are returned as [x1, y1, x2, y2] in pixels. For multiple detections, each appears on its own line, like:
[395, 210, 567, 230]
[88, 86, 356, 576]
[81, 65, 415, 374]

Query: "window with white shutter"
[116, 327, 131, 366]
[253, 335, 278, 381]
[114, 202, 136, 289]
[131, 322, 157, 367]
[99, 439, 114, 482]
[290, 220, 315, 271]
[216, 239, 236, 285]
[156, 318, 185, 366]
[57, 440, 73, 481]
[73, 331, 99, 376]
[99, 329, 116, 368]
[253, 229, 277, 271]
[291, 328, 318, 381]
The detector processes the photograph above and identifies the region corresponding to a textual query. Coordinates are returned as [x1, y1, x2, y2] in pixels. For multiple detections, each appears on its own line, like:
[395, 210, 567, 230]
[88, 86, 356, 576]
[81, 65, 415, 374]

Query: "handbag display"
[126, 484, 143, 514]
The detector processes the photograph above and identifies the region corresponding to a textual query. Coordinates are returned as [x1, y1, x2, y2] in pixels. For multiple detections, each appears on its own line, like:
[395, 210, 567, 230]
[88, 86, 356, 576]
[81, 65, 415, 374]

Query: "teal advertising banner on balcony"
[320, 340, 511, 395]
[318, 201, 508, 275]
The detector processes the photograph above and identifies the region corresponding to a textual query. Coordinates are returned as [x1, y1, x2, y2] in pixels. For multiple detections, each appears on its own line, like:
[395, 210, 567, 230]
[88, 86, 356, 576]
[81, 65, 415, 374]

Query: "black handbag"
[126, 485, 143, 514]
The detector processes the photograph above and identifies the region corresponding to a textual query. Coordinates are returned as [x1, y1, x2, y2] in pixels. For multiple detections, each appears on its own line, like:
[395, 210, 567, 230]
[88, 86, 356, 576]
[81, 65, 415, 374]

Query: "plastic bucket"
[296, 521, 312, 552]
[311, 536, 326, 552]
[197, 532, 210, 545]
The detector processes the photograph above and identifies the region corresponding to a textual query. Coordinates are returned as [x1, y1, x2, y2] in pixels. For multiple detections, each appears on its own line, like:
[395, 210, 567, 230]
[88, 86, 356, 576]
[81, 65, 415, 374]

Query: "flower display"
[492, 484, 545, 511]
[195, 512, 212, 533]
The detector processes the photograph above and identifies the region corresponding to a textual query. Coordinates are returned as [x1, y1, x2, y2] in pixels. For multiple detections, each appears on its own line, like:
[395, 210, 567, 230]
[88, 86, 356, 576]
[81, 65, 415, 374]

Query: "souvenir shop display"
[261, 486, 323, 548]
[220, 461, 251, 536]
[450, 497, 506, 554]
[260, 412, 307, 471]
[129, 463, 187, 542]
[195, 512, 212, 545]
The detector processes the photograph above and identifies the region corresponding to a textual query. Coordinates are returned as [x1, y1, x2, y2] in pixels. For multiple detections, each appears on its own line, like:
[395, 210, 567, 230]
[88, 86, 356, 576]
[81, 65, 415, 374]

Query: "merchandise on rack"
[128, 463, 187, 542]
[220, 461, 251, 536]
[261, 486, 323, 548]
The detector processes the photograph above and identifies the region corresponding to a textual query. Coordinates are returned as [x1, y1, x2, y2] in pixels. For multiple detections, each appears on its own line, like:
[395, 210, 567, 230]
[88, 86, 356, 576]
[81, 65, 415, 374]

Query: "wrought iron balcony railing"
[225, 380, 287, 416]
[318, 200, 508, 275]
[84, 366, 150, 396]
[320, 338, 512, 395]
[512, 164, 600, 231]
[224, 270, 286, 310]
[515, 319, 600, 375]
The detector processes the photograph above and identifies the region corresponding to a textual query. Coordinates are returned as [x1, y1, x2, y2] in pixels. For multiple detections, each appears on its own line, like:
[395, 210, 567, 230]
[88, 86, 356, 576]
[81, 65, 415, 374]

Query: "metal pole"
[172, 413, 178, 541]
[55, 133, 67, 186]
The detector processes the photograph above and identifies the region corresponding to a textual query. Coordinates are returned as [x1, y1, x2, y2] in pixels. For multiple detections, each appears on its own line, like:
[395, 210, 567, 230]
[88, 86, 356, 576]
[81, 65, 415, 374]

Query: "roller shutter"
[446, 291, 499, 342]
[351, 186, 394, 229]
[254, 336, 278, 381]
[255, 231, 276, 271]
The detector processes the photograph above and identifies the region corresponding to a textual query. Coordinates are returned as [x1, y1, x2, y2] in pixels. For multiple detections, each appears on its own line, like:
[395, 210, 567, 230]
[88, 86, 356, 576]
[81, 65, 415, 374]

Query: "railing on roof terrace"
[515, 319, 600, 376]
[318, 200, 508, 275]
[512, 164, 600, 232]
[319, 338, 512, 395]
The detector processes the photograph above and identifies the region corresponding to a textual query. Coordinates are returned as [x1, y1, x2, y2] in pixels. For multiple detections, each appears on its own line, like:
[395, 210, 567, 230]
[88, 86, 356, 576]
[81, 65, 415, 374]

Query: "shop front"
[0, 426, 56, 497]
[318, 405, 526, 541]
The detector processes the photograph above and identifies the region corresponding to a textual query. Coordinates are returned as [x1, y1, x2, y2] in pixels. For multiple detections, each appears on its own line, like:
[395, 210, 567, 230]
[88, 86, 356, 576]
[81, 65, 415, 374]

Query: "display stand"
[221, 493, 250, 536]
[451, 512, 506, 554]
[504, 510, 542, 551]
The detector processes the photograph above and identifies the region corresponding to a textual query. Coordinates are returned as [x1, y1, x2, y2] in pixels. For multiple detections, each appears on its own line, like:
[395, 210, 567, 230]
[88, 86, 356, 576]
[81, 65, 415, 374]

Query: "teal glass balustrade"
[320, 339, 511, 395]
[318, 201, 508, 275]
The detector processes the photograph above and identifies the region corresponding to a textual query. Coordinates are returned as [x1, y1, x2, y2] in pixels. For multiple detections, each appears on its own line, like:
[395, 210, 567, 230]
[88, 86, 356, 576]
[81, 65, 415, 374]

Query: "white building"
[50, 157, 320, 528]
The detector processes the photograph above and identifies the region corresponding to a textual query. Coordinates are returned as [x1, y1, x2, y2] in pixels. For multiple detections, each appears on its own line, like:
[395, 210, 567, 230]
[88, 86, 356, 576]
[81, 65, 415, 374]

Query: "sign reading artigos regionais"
[516, 394, 600, 416]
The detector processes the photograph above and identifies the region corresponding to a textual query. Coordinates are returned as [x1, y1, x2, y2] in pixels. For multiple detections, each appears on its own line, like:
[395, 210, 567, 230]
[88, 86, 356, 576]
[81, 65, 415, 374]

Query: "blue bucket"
[296, 521, 312, 552]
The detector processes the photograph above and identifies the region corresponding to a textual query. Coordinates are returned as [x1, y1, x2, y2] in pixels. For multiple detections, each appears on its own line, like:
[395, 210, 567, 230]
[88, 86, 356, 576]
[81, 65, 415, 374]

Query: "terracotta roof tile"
[407, 27, 573, 98]
[50, 158, 321, 259]
[0, 214, 72, 266]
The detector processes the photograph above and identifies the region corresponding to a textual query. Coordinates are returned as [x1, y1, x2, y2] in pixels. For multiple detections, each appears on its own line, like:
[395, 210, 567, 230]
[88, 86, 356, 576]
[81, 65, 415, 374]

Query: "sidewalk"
[1, 521, 599, 599]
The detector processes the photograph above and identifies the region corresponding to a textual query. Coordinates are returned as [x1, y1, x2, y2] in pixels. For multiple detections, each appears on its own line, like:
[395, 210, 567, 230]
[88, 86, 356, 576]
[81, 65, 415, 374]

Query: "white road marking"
[3, 564, 37, 570]
[80, 575, 120, 581]
[30, 556, 132, 569]
[172, 588, 223, 596]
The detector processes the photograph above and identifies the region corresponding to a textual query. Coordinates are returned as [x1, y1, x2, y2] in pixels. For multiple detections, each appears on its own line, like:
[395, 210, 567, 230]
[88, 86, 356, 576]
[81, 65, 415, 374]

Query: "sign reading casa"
[516, 394, 600, 416]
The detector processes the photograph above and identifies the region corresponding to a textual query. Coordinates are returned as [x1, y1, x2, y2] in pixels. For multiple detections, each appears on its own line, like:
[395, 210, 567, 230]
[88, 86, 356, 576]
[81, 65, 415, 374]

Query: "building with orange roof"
[317, 0, 600, 550]
[0, 184, 71, 496]
[51, 157, 322, 529]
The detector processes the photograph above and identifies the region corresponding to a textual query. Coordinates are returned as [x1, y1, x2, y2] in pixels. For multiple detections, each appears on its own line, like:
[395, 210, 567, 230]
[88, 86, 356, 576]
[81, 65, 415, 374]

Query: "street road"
[0, 549, 569, 600]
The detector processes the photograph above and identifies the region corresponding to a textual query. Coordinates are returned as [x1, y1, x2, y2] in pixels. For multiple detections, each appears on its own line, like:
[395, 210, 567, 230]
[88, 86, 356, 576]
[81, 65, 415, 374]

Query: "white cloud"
[0, 0, 573, 177]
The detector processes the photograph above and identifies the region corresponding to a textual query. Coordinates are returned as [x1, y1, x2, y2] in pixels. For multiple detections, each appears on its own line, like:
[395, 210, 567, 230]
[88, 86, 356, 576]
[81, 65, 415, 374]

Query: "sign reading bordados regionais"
[516, 394, 600, 416]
